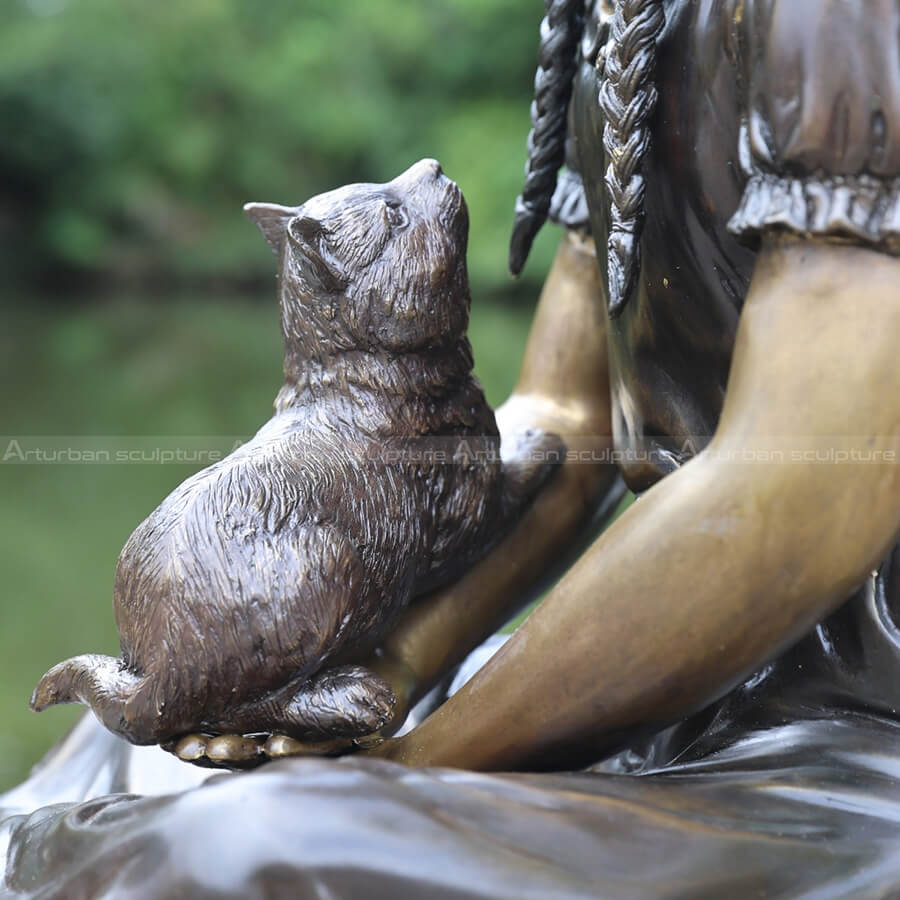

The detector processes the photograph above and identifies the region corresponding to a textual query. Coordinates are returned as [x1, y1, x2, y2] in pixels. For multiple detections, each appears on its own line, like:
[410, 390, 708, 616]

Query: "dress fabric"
[728, 0, 900, 252]
[2, 2, 900, 897]
[569, 0, 900, 773]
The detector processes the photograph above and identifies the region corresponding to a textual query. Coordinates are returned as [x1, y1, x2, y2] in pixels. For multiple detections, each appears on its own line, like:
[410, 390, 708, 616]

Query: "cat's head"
[244, 159, 470, 359]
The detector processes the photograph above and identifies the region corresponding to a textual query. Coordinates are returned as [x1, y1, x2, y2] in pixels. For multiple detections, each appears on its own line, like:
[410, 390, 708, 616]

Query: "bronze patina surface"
[5, 0, 900, 897]
[30, 159, 559, 749]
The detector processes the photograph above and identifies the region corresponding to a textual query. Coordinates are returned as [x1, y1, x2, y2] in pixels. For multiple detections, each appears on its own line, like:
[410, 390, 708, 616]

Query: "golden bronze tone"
[361, 0, 900, 776]
[370, 238, 900, 771]
[30, 159, 559, 748]
[154, 229, 623, 768]
[6, 1, 900, 897]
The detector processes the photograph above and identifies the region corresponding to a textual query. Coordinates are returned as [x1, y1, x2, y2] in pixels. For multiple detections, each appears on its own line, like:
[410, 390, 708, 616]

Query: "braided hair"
[508, 0, 584, 277]
[598, 0, 666, 315]
[510, 0, 666, 318]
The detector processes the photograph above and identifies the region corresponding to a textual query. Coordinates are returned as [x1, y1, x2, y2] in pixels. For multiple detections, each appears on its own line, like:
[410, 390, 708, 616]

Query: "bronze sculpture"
[30, 159, 557, 752]
[360, 0, 900, 771]
[4, 0, 900, 896]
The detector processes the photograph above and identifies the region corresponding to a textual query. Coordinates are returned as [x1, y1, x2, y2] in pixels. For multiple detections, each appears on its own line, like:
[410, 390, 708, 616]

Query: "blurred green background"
[0, 0, 563, 789]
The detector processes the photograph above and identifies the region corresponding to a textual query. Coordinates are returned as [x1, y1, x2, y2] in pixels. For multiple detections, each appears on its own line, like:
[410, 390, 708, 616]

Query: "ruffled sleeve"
[727, 0, 900, 253]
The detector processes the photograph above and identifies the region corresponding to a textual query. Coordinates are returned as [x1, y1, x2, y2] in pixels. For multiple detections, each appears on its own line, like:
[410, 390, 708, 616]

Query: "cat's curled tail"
[31, 655, 150, 743]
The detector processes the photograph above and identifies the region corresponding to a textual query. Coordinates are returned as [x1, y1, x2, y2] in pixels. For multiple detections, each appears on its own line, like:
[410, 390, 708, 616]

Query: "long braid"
[509, 0, 584, 276]
[598, 0, 665, 315]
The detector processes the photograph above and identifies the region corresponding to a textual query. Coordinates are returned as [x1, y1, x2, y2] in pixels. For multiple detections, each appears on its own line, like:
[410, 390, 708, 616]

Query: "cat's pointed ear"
[243, 202, 297, 256]
[288, 215, 345, 293]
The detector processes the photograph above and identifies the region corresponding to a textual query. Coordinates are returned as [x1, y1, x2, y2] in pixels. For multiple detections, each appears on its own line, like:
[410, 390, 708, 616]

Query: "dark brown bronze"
[7, 0, 900, 896]
[165, 228, 623, 768]
[30, 159, 559, 749]
[366, 0, 900, 774]
[6, 711, 900, 900]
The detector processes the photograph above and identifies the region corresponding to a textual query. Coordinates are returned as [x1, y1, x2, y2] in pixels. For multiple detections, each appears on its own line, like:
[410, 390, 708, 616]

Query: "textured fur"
[32, 160, 556, 745]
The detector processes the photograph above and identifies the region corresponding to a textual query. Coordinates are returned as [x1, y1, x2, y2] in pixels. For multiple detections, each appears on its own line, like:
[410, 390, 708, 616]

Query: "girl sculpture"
[4, 2, 900, 897]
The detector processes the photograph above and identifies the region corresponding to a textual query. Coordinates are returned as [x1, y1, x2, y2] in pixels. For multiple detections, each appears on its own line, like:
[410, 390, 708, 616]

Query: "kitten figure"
[31, 160, 560, 746]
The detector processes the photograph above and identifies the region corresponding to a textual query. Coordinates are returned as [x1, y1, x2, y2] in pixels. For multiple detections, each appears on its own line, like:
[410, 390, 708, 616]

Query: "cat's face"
[245, 159, 470, 357]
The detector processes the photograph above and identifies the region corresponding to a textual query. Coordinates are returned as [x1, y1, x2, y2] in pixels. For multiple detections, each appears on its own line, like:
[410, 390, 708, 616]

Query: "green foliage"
[0, 0, 564, 788]
[0, 0, 558, 293]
